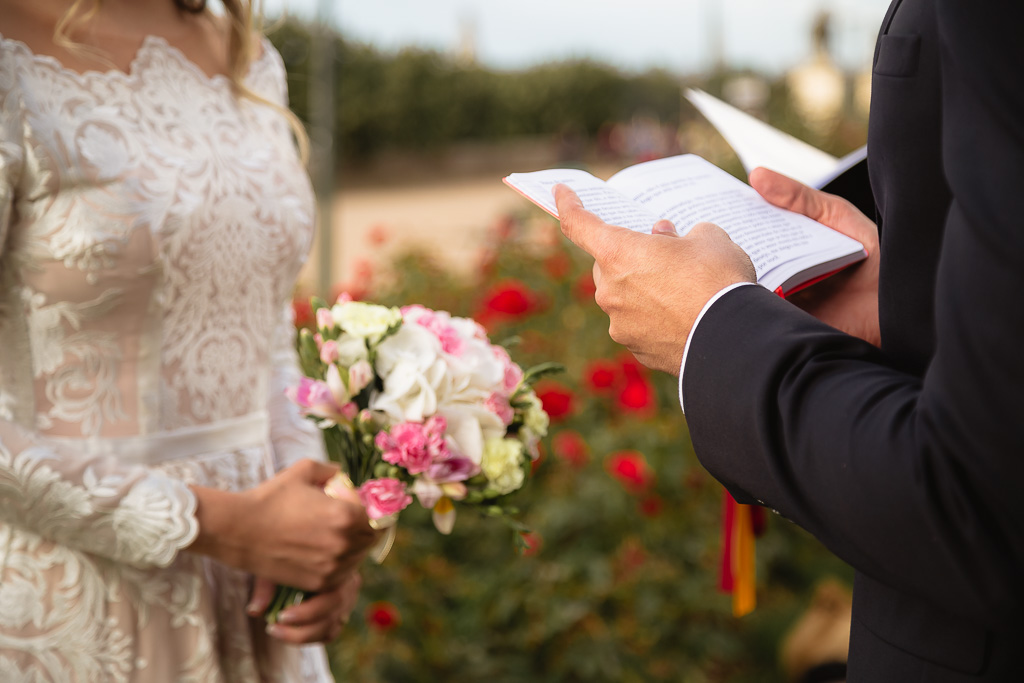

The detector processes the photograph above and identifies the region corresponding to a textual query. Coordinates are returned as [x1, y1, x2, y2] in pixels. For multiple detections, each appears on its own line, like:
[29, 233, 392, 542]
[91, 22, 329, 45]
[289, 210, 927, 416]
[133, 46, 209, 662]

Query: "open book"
[504, 154, 866, 296]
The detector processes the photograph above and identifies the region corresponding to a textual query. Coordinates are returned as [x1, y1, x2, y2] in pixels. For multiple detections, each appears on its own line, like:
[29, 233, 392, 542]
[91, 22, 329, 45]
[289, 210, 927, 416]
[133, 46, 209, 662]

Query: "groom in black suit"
[555, 0, 1024, 679]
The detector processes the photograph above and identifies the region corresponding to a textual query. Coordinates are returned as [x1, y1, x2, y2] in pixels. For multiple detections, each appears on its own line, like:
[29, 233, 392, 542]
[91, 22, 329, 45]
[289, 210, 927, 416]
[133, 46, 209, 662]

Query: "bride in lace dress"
[0, 0, 378, 680]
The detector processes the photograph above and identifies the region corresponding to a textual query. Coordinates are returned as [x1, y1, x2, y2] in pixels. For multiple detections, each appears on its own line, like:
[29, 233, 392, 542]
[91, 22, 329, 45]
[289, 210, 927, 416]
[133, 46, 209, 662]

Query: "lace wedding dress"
[0, 32, 335, 682]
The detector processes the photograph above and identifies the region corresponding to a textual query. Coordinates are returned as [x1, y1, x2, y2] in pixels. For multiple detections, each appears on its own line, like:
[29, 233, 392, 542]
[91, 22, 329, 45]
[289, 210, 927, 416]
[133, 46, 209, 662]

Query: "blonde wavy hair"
[55, 0, 310, 163]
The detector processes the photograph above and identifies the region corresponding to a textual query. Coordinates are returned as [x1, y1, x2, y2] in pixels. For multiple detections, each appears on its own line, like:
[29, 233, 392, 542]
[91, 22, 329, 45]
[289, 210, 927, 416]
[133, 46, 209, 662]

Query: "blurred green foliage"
[268, 21, 683, 162]
[310, 214, 854, 682]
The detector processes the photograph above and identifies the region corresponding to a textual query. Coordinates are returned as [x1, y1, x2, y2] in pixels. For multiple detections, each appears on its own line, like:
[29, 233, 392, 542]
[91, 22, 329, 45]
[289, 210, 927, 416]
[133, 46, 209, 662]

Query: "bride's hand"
[249, 573, 363, 644]
[188, 459, 378, 592]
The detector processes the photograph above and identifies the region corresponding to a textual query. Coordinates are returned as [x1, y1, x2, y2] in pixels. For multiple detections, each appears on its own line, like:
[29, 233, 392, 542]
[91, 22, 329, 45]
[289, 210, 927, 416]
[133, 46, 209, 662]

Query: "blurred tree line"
[268, 20, 684, 163]
[268, 19, 865, 174]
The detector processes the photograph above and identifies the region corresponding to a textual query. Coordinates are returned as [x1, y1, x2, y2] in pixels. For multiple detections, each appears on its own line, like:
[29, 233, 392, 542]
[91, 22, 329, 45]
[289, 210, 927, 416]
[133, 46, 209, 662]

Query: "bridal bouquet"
[266, 296, 559, 623]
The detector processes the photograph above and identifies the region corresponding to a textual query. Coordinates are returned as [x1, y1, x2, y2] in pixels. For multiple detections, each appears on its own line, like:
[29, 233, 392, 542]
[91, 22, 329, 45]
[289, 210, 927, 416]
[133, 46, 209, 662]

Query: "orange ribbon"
[720, 492, 757, 617]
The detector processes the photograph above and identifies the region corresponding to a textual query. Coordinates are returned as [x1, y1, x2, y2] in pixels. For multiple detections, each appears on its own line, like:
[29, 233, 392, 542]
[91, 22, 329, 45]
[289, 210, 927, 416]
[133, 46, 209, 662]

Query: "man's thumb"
[749, 167, 826, 221]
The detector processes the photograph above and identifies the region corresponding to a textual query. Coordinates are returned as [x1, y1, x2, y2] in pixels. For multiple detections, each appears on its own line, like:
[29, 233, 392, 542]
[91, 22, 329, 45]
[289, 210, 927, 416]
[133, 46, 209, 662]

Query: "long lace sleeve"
[0, 67, 198, 570]
[267, 303, 326, 471]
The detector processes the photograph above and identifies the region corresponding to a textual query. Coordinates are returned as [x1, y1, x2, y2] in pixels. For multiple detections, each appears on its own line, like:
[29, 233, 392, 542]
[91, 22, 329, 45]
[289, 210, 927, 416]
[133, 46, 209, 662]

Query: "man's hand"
[750, 167, 881, 346]
[555, 184, 755, 375]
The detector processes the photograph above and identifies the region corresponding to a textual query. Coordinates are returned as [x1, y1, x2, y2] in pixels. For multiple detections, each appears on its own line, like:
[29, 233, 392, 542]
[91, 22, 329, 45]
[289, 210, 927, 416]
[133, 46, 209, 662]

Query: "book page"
[608, 155, 864, 282]
[504, 169, 660, 233]
[685, 88, 839, 187]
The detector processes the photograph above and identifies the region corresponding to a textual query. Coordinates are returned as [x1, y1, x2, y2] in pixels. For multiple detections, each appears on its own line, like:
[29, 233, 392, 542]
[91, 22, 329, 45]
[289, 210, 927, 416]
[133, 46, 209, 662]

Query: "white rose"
[370, 324, 446, 423]
[332, 302, 402, 342]
[444, 335, 504, 398]
[481, 437, 526, 495]
[439, 402, 507, 465]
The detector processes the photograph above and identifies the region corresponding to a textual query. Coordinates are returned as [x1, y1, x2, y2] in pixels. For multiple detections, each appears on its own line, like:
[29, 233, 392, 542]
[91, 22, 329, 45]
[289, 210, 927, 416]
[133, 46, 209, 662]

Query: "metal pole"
[311, 0, 336, 298]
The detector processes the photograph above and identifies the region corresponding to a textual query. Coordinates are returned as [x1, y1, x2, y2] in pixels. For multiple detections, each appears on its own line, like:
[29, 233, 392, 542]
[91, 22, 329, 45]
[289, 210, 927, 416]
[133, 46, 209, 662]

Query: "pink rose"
[493, 346, 524, 393]
[320, 339, 339, 364]
[402, 305, 466, 356]
[359, 478, 412, 520]
[348, 360, 374, 394]
[286, 374, 355, 422]
[485, 392, 514, 425]
[375, 417, 450, 475]
[316, 308, 334, 330]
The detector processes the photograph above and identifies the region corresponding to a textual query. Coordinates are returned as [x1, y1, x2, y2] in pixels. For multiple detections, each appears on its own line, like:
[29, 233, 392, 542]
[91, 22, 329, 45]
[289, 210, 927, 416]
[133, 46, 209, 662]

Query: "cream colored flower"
[331, 302, 402, 342]
[481, 437, 526, 495]
[522, 392, 550, 439]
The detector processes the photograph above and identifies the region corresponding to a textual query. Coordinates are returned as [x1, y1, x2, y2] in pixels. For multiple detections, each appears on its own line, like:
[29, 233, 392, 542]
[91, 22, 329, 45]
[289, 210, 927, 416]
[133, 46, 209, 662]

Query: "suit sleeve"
[682, 0, 1024, 630]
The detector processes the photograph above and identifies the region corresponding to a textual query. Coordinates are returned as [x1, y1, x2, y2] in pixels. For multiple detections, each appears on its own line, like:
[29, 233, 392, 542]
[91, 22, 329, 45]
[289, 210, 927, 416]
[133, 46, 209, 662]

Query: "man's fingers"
[652, 219, 677, 236]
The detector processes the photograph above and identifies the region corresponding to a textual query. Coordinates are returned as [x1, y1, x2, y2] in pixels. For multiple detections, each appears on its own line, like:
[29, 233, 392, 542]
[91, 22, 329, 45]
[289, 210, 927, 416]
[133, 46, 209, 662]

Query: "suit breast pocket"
[874, 34, 921, 77]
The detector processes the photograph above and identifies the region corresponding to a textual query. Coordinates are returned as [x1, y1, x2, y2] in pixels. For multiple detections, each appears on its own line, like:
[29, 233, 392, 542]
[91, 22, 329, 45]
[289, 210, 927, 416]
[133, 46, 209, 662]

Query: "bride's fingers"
[276, 574, 360, 627]
[268, 616, 340, 644]
[246, 577, 277, 617]
[268, 573, 361, 644]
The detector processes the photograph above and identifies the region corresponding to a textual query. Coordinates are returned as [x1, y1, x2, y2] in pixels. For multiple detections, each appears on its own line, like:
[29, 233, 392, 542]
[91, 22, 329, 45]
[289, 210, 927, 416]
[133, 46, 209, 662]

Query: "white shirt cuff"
[678, 282, 758, 414]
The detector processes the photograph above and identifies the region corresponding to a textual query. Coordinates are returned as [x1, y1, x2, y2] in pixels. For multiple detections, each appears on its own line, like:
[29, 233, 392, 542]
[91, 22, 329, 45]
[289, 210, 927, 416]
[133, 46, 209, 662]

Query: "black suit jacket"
[683, 1, 1024, 679]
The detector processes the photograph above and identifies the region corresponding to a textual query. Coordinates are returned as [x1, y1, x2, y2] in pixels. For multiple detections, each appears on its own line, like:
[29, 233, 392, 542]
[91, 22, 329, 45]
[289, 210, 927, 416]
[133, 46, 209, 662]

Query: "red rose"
[605, 450, 654, 492]
[584, 360, 618, 392]
[291, 297, 313, 329]
[482, 280, 535, 317]
[574, 271, 597, 301]
[520, 531, 543, 557]
[552, 430, 589, 468]
[617, 376, 654, 413]
[619, 354, 645, 380]
[365, 601, 400, 632]
[535, 381, 575, 421]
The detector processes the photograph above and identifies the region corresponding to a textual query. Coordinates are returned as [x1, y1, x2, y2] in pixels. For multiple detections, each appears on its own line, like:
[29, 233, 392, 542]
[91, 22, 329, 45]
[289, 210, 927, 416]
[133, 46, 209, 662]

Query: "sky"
[260, 0, 893, 75]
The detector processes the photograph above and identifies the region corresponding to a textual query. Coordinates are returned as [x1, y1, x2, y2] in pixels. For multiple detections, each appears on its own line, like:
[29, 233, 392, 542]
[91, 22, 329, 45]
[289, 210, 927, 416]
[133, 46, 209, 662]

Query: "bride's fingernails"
[266, 624, 283, 637]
